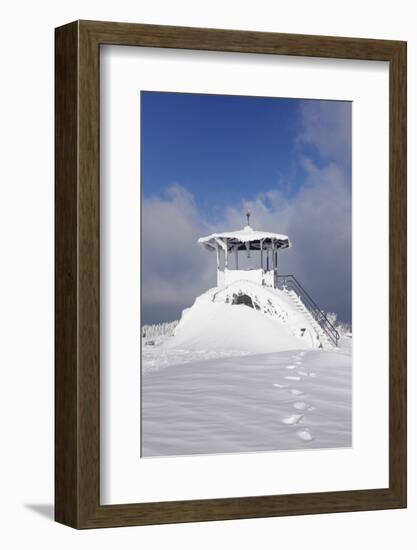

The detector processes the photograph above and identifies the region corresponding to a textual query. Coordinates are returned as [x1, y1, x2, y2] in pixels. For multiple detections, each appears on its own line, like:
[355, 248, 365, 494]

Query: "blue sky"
[141, 91, 352, 324]
[141, 92, 341, 218]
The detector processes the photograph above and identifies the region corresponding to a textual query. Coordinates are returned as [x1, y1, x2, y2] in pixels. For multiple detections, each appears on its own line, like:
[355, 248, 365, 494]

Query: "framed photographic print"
[55, 20, 406, 528]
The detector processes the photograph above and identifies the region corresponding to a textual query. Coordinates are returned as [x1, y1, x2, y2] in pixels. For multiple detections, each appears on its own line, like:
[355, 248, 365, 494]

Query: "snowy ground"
[141, 337, 352, 457]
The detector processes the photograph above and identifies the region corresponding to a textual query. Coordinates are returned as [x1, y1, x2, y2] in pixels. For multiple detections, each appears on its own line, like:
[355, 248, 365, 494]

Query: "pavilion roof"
[198, 225, 290, 251]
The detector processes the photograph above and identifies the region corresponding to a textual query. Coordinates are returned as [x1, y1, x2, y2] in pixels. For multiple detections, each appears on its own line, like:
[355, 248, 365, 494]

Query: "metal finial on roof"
[246, 211, 251, 226]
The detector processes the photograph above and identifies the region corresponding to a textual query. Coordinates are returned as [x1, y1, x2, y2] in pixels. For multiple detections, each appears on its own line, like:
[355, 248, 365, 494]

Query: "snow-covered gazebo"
[189, 212, 339, 349]
[144, 212, 338, 354]
[198, 212, 290, 288]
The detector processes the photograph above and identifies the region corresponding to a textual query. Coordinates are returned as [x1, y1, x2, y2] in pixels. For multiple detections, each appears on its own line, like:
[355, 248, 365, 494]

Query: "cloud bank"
[141, 185, 216, 324]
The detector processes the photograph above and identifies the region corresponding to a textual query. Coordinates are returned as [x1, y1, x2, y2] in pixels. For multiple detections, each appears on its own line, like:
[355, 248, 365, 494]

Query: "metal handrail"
[277, 274, 340, 346]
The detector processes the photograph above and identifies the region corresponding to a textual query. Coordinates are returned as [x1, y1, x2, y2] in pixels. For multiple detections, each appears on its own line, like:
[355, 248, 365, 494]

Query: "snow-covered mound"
[161, 279, 328, 356]
[165, 301, 308, 353]
[211, 280, 326, 348]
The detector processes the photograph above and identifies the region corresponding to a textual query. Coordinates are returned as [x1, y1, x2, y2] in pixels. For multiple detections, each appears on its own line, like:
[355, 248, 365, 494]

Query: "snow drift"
[166, 301, 309, 353]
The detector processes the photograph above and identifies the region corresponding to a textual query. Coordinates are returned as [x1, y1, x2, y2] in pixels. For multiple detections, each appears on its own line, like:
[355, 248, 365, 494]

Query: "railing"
[276, 274, 340, 347]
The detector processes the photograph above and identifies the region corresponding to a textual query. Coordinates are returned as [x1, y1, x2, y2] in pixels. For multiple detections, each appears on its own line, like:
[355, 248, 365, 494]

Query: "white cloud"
[142, 184, 215, 323]
[298, 100, 352, 168]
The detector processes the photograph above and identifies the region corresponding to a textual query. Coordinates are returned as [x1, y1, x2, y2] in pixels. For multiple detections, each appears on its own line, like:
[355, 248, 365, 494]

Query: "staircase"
[277, 275, 340, 347]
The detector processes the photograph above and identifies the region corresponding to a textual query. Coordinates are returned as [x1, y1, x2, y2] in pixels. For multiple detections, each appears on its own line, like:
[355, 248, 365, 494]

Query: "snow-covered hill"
[143, 279, 335, 371]
[141, 279, 351, 457]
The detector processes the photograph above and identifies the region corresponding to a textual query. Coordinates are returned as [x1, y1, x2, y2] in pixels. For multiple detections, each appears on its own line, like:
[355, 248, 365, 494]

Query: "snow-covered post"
[214, 237, 227, 266]
[266, 242, 273, 271]
[216, 244, 220, 285]
[260, 239, 264, 270]
[273, 245, 278, 287]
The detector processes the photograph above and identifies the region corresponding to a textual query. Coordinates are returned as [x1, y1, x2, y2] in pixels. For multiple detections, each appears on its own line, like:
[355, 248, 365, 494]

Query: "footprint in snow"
[273, 383, 290, 389]
[285, 375, 301, 381]
[285, 365, 297, 370]
[295, 361, 302, 366]
[281, 414, 304, 425]
[298, 371, 309, 377]
[309, 373, 317, 378]
[290, 388, 305, 396]
[296, 429, 314, 442]
[293, 401, 310, 411]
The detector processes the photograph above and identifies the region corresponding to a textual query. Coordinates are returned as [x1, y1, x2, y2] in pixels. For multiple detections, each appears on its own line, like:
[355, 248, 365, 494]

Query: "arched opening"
[232, 293, 254, 308]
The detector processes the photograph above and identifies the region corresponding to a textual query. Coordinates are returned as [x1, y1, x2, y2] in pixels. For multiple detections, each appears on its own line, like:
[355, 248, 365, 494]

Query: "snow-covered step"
[283, 290, 334, 348]
[280, 284, 338, 348]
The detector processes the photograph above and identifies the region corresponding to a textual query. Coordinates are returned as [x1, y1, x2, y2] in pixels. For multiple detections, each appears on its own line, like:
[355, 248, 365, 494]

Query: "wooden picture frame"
[55, 20, 407, 529]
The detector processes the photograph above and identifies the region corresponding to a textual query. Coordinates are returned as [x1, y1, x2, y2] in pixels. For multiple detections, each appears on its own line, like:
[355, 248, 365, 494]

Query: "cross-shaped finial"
[246, 211, 251, 226]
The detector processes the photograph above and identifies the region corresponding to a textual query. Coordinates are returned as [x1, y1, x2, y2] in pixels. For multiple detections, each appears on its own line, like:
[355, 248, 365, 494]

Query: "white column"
[234, 246, 239, 269]
[272, 244, 277, 287]
[214, 237, 228, 285]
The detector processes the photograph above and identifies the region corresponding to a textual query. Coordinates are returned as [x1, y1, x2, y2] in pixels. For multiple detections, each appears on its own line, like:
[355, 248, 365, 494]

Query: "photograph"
[0, 2, 406, 540]
[140, 91, 352, 457]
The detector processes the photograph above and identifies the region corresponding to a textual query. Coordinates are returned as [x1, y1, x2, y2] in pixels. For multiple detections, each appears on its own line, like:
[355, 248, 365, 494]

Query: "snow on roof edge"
[198, 227, 290, 245]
